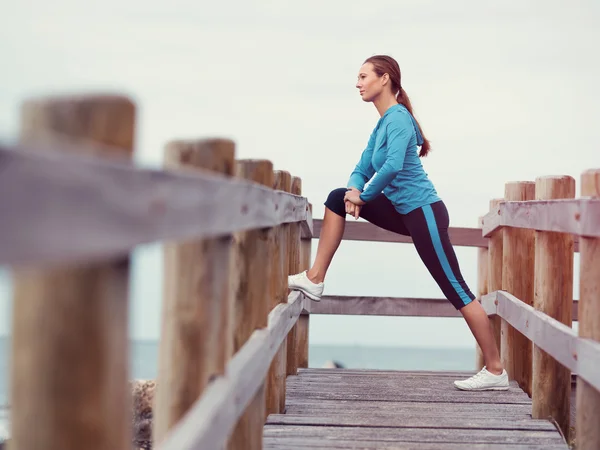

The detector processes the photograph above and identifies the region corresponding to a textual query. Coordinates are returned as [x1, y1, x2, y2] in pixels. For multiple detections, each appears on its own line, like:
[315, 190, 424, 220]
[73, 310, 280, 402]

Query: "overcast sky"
[0, 0, 597, 347]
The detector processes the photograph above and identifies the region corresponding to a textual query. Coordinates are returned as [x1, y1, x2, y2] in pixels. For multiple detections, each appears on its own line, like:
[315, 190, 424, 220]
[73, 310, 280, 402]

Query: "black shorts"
[325, 188, 475, 310]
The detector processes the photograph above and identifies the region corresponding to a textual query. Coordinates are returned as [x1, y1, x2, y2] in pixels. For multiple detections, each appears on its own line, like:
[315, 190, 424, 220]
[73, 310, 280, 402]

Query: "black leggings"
[325, 188, 475, 310]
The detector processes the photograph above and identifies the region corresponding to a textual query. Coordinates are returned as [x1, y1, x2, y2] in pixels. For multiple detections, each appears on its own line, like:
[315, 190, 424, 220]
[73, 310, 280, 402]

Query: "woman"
[288, 55, 508, 391]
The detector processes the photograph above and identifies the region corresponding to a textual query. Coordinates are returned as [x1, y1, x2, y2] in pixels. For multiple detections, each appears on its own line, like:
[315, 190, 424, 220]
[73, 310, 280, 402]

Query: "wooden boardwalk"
[264, 368, 569, 449]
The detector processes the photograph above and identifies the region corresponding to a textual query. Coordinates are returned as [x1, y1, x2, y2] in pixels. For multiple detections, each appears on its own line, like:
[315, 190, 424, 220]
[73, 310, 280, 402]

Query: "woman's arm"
[359, 120, 411, 203]
[347, 131, 376, 192]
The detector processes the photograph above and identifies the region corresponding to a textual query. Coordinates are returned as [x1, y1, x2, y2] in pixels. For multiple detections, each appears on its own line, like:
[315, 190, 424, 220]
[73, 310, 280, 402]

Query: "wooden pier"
[1, 93, 599, 449]
[265, 368, 568, 449]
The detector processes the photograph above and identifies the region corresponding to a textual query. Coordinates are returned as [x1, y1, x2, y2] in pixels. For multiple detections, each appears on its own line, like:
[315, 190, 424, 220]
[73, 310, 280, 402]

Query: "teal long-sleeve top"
[347, 104, 441, 214]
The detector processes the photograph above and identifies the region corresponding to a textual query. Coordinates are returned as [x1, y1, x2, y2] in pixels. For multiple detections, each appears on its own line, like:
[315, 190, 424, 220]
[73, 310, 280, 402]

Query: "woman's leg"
[306, 206, 345, 284]
[403, 201, 503, 375]
[305, 188, 410, 284]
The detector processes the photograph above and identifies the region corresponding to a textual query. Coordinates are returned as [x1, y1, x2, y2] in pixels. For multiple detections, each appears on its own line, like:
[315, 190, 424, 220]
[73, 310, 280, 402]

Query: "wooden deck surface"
[264, 368, 569, 449]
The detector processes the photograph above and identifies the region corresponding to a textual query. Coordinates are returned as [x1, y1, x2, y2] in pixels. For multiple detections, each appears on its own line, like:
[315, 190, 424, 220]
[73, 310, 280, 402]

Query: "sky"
[0, 0, 597, 348]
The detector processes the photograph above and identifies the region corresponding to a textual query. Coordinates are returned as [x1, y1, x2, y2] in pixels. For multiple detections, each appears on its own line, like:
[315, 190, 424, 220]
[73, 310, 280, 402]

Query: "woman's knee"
[324, 187, 347, 217]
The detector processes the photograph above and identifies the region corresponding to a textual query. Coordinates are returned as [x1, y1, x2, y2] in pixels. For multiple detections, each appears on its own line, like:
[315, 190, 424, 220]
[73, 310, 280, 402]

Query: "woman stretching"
[288, 55, 508, 391]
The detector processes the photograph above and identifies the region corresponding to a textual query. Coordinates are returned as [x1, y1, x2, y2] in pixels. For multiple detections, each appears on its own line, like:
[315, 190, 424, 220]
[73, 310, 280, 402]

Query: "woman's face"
[356, 63, 384, 102]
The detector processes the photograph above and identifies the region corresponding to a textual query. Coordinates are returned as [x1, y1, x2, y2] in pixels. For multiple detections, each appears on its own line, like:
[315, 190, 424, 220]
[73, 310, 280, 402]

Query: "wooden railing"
[2, 93, 598, 450]
[0, 94, 314, 450]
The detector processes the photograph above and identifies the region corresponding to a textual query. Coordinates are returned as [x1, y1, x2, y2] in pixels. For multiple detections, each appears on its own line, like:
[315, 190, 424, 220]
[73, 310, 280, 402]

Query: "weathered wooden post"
[501, 182, 535, 396]
[532, 176, 575, 437]
[576, 168, 600, 450]
[487, 198, 504, 359]
[153, 139, 235, 445]
[296, 203, 313, 369]
[475, 214, 489, 370]
[286, 176, 302, 377]
[227, 160, 274, 450]
[10, 95, 135, 450]
[266, 170, 292, 415]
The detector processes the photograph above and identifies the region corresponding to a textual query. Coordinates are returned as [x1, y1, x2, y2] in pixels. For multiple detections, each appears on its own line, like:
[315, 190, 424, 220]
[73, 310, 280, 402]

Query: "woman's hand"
[344, 188, 365, 220]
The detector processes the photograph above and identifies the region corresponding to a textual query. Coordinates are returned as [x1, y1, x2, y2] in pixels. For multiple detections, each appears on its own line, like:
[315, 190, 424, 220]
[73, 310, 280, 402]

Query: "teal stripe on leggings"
[422, 205, 472, 305]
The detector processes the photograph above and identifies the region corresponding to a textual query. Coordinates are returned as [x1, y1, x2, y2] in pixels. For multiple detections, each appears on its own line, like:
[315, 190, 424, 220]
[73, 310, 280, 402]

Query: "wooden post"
[286, 176, 302, 377]
[153, 139, 235, 445]
[296, 203, 313, 369]
[475, 215, 489, 370]
[266, 170, 292, 416]
[576, 168, 600, 450]
[227, 160, 274, 450]
[501, 181, 535, 396]
[532, 176, 575, 437]
[487, 198, 503, 359]
[10, 95, 135, 450]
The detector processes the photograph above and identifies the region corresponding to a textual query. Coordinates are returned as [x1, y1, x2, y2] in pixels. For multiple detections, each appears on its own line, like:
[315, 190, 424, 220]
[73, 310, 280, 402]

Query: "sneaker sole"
[290, 287, 321, 302]
[454, 385, 509, 391]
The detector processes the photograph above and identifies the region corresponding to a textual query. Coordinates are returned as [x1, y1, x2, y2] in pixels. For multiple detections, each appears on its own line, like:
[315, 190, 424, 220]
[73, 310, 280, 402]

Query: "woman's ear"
[381, 73, 389, 85]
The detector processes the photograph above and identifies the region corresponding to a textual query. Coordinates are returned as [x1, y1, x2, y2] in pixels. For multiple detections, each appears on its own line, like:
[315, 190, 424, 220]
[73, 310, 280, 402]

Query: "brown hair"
[364, 55, 431, 157]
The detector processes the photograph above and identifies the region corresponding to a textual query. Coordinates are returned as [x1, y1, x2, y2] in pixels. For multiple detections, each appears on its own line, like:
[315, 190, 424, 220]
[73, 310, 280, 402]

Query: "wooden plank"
[227, 159, 274, 450]
[531, 175, 575, 437]
[310, 296, 462, 317]
[482, 291, 600, 393]
[482, 198, 599, 239]
[10, 94, 134, 450]
[263, 437, 568, 449]
[576, 167, 600, 450]
[157, 291, 306, 450]
[313, 219, 488, 248]
[262, 425, 566, 445]
[487, 198, 504, 361]
[284, 398, 534, 416]
[266, 414, 557, 431]
[153, 139, 235, 445]
[310, 295, 579, 320]
[286, 176, 302, 378]
[266, 171, 292, 416]
[285, 388, 531, 404]
[0, 144, 309, 267]
[297, 368, 478, 377]
[501, 181, 536, 396]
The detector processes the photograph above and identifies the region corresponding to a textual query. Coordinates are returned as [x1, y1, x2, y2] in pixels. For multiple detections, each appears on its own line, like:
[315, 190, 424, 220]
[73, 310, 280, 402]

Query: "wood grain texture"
[10, 94, 134, 450]
[287, 177, 302, 377]
[157, 291, 305, 450]
[227, 160, 274, 450]
[311, 296, 461, 317]
[531, 176, 575, 437]
[153, 139, 235, 446]
[263, 369, 568, 449]
[488, 198, 504, 357]
[482, 197, 595, 244]
[482, 291, 600, 392]
[502, 181, 535, 396]
[266, 171, 292, 416]
[0, 144, 310, 267]
[313, 219, 488, 248]
[296, 203, 312, 368]
[576, 168, 600, 450]
[476, 214, 489, 370]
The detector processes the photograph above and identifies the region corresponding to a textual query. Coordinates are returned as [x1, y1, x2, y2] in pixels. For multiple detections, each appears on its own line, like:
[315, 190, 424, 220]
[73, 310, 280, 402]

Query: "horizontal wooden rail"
[313, 219, 488, 248]
[482, 199, 600, 238]
[482, 290, 600, 392]
[0, 144, 312, 266]
[311, 295, 579, 320]
[157, 290, 307, 450]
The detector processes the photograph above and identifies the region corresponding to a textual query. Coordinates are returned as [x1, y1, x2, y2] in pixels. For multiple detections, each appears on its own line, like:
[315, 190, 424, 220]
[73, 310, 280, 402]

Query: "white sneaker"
[288, 271, 323, 302]
[453, 367, 509, 391]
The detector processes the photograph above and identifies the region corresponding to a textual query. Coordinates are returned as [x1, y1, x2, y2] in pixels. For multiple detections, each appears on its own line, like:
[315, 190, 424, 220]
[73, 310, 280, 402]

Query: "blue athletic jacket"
[347, 104, 441, 214]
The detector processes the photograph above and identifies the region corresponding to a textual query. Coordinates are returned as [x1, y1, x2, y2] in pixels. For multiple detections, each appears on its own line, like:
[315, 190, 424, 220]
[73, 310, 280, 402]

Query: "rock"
[131, 380, 156, 450]
[322, 360, 345, 369]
